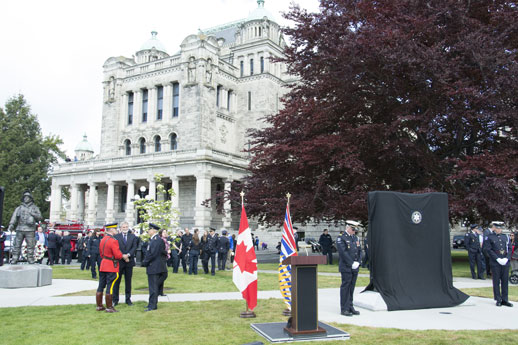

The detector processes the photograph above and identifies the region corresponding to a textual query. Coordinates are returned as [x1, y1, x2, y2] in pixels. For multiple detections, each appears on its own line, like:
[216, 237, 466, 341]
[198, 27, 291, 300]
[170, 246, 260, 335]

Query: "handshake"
[496, 258, 508, 266]
[122, 254, 130, 262]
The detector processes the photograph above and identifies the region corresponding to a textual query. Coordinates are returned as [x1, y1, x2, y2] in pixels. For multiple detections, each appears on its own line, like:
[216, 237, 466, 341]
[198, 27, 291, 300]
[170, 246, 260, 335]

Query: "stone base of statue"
[0, 264, 52, 288]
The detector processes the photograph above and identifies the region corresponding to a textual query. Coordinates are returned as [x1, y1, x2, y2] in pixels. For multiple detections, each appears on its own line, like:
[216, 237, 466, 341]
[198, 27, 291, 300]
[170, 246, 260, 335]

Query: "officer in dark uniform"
[465, 224, 485, 279]
[484, 222, 513, 307]
[180, 228, 193, 273]
[61, 231, 73, 264]
[483, 226, 493, 277]
[47, 230, 58, 265]
[141, 223, 168, 311]
[319, 229, 333, 265]
[207, 228, 218, 275]
[217, 230, 230, 270]
[337, 225, 361, 316]
[113, 221, 138, 306]
[88, 230, 102, 279]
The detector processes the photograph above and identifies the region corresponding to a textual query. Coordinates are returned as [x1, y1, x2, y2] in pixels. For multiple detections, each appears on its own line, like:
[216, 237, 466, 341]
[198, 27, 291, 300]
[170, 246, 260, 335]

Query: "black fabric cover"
[365, 191, 468, 311]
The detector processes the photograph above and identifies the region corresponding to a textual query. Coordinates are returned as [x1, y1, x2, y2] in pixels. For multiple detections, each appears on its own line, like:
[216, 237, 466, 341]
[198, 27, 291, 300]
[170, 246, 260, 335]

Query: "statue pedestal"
[0, 264, 52, 288]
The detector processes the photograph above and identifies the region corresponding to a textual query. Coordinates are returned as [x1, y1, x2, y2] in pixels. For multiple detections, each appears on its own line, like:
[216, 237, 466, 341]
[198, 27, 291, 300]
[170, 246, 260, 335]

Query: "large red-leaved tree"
[237, 0, 518, 226]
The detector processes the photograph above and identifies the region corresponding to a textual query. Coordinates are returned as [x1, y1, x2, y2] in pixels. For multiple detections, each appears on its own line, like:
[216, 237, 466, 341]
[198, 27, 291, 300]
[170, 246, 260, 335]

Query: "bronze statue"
[8, 191, 42, 264]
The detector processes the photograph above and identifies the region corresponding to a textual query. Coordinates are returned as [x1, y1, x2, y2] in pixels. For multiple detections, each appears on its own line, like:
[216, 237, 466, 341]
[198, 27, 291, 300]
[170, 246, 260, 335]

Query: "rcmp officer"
[96, 223, 126, 313]
[141, 223, 168, 311]
[337, 225, 362, 316]
[113, 221, 138, 306]
[484, 222, 513, 307]
[465, 225, 485, 280]
[319, 229, 333, 265]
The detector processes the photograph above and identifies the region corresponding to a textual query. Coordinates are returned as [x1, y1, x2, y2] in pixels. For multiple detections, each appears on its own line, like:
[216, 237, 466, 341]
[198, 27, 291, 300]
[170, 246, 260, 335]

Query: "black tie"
[123, 234, 127, 243]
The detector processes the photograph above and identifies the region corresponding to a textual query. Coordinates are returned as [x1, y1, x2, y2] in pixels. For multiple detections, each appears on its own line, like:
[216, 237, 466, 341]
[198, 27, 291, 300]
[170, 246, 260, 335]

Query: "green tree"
[0, 94, 64, 226]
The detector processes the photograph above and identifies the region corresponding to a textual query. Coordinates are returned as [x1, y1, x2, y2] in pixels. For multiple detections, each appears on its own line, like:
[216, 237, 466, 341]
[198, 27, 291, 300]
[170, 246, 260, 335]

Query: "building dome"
[139, 31, 167, 53]
[247, 0, 276, 22]
[75, 134, 94, 153]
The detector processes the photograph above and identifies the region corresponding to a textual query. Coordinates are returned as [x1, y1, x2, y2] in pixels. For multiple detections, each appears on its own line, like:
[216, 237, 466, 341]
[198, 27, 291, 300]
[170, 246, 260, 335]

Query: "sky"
[0, 0, 320, 159]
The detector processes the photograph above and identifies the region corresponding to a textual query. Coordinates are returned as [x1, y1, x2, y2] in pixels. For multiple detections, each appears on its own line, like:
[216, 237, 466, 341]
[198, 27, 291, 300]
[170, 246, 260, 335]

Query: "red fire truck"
[48, 221, 104, 258]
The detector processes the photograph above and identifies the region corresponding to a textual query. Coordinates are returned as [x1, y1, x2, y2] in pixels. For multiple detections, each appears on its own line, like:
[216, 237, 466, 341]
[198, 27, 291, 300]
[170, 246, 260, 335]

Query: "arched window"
[170, 133, 178, 150]
[139, 138, 146, 154]
[154, 135, 161, 152]
[124, 139, 131, 156]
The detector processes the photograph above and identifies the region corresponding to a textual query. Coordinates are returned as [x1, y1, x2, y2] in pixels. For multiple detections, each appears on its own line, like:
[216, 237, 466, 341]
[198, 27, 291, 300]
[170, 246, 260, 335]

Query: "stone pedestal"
[0, 264, 52, 288]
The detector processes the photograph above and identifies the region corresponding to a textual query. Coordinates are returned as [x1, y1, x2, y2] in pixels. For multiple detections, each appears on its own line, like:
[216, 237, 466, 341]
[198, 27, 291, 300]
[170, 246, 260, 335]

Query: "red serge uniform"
[100, 235, 123, 272]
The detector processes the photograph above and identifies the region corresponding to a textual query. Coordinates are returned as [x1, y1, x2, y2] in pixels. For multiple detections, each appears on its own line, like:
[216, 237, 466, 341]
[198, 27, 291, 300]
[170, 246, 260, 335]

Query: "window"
[248, 91, 252, 111]
[156, 86, 163, 120]
[250, 59, 254, 75]
[172, 82, 179, 117]
[139, 138, 146, 154]
[240, 61, 244, 77]
[227, 90, 233, 111]
[127, 92, 134, 125]
[142, 89, 148, 122]
[170, 133, 177, 150]
[260, 57, 264, 73]
[216, 85, 222, 107]
[124, 139, 131, 156]
[154, 135, 161, 152]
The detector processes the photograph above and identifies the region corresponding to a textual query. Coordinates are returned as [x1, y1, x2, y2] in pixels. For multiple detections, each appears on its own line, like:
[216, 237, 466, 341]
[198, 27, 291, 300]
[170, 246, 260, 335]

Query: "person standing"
[230, 234, 237, 264]
[483, 226, 493, 277]
[0, 226, 6, 266]
[88, 230, 102, 279]
[85, 231, 93, 270]
[76, 233, 84, 266]
[96, 223, 125, 313]
[207, 228, 218, 275]
[141, 223, 167, 311]
[61, 231, 73, 264]
[35, 226, 48, 264]
[337, 225, 362, 316]
[188, 231, 201, 275]
[180, 228, 193, 273]
[319, 229, 333, 265]
[200, 230, 210, 274]
[171, 230, 182, 273]
[157, 229, 171, 296]
[47, 230, 58, 265]
[55, 230, 63, 264]
[217, 230, 230, 270]
[484, 222, 513, 307]
[465, 225, 485, 280]
[113, 222, 138, 306]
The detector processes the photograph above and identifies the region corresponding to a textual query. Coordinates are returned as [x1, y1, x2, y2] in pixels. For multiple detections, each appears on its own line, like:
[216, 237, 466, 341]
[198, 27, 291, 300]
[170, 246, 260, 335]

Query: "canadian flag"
[232, 204, 258, 310]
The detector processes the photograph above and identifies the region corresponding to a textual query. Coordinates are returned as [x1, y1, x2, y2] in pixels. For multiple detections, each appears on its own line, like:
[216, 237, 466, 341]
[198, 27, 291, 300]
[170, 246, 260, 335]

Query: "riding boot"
[105, 294, 118, 313]
[95, 292, 105, 311]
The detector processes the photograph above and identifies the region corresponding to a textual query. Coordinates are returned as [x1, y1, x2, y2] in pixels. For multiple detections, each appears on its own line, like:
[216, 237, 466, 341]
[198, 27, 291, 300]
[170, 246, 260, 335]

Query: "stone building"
[49, 0, 292, 230]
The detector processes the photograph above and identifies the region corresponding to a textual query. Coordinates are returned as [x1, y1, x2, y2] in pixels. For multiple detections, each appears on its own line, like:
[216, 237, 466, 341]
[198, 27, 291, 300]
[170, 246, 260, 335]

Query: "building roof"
[75, 134, 94, 153]
[247, 0, 276, 22]
[139, 31, 167, 53]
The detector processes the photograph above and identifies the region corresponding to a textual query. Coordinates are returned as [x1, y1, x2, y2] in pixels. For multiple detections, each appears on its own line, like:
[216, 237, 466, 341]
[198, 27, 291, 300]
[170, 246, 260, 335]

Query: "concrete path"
[1, 277, 516, 330]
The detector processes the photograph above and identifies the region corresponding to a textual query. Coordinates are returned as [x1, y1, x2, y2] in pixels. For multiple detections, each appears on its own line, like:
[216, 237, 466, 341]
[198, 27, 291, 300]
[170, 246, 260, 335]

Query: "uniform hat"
[222, 230, 227, 235]
[104, 223, 118, 229]
[470, 224, 478, 230]
[491, 222, 504, 228]
[209, 227, 216, 232]
[148, 223, 160, 230]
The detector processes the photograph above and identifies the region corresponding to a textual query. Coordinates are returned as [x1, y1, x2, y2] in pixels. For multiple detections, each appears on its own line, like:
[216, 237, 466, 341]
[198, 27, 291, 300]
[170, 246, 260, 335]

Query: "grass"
[53, 266, 370, 296]
[460, 286, 518, 302]
[2, 299, 517, 345]
[258, 262, 370, 275]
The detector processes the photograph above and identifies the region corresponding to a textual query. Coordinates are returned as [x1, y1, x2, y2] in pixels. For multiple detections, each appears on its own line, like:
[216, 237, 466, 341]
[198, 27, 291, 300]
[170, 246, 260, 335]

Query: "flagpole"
[282, 192, 293, 316]
[239, 190, 256, 319]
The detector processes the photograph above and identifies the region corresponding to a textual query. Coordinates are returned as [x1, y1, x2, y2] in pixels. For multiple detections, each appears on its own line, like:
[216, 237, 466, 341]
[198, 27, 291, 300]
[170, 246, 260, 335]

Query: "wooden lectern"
[282, 255, 327, 336]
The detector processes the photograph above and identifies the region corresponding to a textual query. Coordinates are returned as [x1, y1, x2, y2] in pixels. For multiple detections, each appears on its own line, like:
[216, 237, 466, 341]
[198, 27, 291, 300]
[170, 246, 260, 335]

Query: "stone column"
[86, 183, 97, 226]
[148, 178, 156, 201]
[222, 179, 232, 229]
[120, 93, 128, 127]
[163, 84, 172, 121]
[68, 184, 79, 221]
[78, 186, 85, 221]
[125, 180, 135, 227]
[134, 90, 142, 123]
[49, 183, 62, 222]
[148, 87, 157, 123]
[105, 181, 115, 223]
[195, 173, 212, 228]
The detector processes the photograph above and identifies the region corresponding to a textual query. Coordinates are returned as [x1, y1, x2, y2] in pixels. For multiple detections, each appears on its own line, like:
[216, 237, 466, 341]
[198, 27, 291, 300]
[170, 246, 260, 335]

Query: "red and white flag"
[232, 204, 258, 310]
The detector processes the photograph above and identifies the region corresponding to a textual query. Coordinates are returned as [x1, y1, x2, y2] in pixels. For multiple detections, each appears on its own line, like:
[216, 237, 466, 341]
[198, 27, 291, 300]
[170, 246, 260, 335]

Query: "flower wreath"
[21, 241, 47, 261]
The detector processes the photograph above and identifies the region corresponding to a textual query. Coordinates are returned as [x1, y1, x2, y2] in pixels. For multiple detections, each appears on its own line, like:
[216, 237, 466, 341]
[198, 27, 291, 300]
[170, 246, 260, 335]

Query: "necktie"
[123, 234, 127, 243]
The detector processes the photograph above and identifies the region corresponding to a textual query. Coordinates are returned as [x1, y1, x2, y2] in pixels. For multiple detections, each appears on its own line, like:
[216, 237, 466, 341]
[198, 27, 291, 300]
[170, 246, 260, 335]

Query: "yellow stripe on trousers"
[110, 272, 119, 295]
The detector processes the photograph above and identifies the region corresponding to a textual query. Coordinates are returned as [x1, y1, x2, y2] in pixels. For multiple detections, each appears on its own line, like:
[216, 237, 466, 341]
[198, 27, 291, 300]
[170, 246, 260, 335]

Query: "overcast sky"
[0, 0, 320, 159]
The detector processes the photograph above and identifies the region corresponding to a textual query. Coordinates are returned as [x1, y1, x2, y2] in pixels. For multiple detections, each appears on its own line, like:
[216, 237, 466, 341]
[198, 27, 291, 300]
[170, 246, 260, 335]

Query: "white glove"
[351, 261, 360, 270]
[497, 258, 508, 266]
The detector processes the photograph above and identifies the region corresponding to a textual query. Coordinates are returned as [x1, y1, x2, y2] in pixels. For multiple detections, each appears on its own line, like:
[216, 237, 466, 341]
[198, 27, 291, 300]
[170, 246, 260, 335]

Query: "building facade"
[49, 1, 292, 230]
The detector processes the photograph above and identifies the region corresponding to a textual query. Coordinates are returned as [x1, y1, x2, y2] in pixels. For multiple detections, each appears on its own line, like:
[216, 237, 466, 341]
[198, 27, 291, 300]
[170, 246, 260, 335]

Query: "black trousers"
[491, 262, 510, 302]
[468, 250, 485, 279]
[217, 251, 228, 270]
[62, 248, 72, 264]
[97, 271, 119, 294]
[48, 248, 58, 265]
[90, 253, 101, 278]
[322, 248, 333, 265]
[55, 246, 62, 262]
[340, 269, 359, 313]
[484, 252, 492, 276]
[208, 252, 216, 274]
[189, 251, 199, 274]
[113, 264, 134, 303]
[180, 250, 189, 272]
[147, 272, 167, 310]
[171, 250, 180, 273]
[158, 271, 168, 295]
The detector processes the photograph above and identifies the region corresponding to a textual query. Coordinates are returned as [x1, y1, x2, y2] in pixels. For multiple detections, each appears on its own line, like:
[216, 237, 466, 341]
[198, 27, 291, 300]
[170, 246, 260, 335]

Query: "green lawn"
[461, 286, 518, 302]
[53, 266, 369, 296]
[258, 262, 370, 275]
[1, 299, 517, 345]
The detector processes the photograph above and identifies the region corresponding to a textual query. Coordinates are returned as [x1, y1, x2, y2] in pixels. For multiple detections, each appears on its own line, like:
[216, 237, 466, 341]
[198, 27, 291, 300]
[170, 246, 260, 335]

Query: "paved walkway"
[1, 276, 516, 330]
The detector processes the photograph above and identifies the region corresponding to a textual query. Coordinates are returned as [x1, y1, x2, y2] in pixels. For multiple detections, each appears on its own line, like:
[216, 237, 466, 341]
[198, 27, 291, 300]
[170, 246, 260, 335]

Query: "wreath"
[21, 241, 47, 261]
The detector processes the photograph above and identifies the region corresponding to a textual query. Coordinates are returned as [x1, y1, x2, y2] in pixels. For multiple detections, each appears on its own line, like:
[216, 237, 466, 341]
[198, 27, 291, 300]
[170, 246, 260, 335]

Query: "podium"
[282, 255, 327, 336]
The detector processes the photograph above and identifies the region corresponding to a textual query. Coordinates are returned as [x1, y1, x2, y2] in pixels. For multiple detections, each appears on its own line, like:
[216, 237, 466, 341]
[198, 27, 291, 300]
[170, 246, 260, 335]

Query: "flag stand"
[282, 308, 291, 316]
[240, 303, 256, 318]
